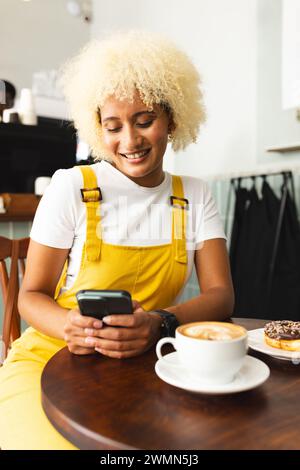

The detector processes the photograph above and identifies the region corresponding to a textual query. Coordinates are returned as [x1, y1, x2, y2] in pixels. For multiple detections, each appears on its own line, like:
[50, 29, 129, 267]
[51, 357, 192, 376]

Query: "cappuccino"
[156, 321, 248, 385]
[178, 322, 246, 341]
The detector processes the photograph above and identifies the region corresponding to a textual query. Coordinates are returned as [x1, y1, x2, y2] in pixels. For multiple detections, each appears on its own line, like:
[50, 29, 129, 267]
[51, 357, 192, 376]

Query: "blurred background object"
[0, 119, 77, 193]
[66, 0, 92, 23]
[34, 177, 51, 197]
[0, 80, 17, 123]
[18, 88, 37, 126]
[282, 0, 300, 119]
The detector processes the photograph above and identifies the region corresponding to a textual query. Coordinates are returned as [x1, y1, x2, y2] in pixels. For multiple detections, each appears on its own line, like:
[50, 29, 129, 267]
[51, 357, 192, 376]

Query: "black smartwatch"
[153, 309, 179, 338]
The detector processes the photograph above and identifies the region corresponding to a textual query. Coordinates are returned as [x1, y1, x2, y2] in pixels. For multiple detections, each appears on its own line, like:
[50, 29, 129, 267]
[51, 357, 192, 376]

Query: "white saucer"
[155, 352, 270, 395]
[248, 328, 300, 363]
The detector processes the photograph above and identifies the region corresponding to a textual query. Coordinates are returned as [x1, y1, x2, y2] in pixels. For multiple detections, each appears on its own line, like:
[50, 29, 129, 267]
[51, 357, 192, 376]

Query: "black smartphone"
[76, 289, 133, 321]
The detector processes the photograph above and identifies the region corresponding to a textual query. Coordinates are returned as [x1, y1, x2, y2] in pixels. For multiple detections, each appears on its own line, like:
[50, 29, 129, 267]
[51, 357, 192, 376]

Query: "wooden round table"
[41, 319, 300, 450]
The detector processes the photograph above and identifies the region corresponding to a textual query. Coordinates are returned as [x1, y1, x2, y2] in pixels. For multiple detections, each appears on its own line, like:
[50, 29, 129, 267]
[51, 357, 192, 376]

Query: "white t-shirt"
[30, 161, 226, 301]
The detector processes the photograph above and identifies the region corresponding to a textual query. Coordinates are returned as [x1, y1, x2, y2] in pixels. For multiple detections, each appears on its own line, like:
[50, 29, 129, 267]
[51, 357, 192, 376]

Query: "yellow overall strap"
[171, 175, 188, 264]
[79, 165, 102, 261]
[54, 166, 102, 299]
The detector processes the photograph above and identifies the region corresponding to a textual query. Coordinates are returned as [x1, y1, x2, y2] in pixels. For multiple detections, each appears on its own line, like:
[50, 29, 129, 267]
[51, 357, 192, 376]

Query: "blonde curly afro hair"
[59, 30, 206, 161]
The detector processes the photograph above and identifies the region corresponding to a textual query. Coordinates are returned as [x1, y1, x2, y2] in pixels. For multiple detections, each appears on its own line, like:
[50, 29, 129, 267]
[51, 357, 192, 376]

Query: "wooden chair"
[0, 237, 29, 362]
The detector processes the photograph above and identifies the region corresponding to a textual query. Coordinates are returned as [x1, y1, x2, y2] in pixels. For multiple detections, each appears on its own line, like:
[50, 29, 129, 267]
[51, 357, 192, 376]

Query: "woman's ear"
[161, 102, 175, 134]
[168, 116, 176, 135]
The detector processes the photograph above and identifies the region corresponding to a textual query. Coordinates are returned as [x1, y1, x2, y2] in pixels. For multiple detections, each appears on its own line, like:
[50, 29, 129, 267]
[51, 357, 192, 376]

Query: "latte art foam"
[179, 322, 246, 341]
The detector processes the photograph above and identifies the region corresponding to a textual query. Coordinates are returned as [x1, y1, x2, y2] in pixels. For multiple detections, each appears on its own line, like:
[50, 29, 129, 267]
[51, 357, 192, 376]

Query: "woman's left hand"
[83, 300, 162, 358]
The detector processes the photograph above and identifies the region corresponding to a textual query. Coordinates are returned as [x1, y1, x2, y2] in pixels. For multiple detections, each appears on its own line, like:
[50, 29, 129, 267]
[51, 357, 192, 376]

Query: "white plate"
[155, 352, 270, 395]
[248, 328, 300, 363]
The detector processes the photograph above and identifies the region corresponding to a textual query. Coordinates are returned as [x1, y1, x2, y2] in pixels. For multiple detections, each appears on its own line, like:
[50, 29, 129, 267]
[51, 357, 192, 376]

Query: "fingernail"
[102, 316, 111, 324]
[93, 320, 102, 328]
[85, 328, 94, 336]
[85, 337, 96, 345]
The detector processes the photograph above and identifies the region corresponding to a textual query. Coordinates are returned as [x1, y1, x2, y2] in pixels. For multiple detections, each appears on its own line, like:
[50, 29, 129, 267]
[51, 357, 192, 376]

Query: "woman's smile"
[119, 148, 151, 161]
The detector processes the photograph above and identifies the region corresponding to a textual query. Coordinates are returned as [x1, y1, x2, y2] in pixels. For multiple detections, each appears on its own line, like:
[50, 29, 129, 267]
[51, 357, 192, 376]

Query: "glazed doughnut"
[264, 321, 300, 352]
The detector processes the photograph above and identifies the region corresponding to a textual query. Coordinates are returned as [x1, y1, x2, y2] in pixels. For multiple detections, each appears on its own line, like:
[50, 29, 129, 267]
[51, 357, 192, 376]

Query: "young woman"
[0, 30, 234, 449]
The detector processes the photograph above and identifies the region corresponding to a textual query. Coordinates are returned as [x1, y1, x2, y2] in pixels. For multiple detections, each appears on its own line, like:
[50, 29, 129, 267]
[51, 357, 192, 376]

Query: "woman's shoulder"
[50, 165, 82, 188]
[176, 174, 211, 201]
[50, 162, 103, 191]
[40, 165, 93, 215]
[179, 174, 207, 187]
[30, 165, 93, 248]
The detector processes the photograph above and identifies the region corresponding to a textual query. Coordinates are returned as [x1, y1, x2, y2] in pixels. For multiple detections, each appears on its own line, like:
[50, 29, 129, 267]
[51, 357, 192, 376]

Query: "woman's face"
[100, 93, 171, 187]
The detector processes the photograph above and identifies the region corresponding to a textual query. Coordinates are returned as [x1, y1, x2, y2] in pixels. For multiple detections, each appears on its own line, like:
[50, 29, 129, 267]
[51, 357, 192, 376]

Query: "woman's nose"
[122, 125, 143, 150]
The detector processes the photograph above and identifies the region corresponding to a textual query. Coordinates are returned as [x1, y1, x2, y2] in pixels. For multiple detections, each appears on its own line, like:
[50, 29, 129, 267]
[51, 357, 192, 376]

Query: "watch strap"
[153, 309, 179, 338]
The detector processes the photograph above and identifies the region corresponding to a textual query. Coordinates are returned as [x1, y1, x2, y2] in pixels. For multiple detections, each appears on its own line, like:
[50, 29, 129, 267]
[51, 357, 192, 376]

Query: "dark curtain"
[229, 177, 300, 321]
[269, 190, 300, 320]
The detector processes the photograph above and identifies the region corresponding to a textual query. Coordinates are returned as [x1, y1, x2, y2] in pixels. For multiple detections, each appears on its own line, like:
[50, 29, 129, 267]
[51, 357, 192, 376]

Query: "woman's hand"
[84, 300, 162, 358]
[64, 308, 103, 355]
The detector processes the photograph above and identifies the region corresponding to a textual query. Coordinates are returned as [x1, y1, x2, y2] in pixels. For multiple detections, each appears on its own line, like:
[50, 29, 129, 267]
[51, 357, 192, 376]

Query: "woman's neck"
[110, 163, 165, 188]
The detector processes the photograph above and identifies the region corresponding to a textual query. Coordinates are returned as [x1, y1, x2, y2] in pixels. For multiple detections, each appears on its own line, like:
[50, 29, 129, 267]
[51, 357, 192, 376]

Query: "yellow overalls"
[0, 165, 188, 449]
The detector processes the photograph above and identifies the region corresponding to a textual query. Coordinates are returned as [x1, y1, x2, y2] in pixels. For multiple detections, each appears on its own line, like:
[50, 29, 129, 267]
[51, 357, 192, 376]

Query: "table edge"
[41, 376, 136, 450]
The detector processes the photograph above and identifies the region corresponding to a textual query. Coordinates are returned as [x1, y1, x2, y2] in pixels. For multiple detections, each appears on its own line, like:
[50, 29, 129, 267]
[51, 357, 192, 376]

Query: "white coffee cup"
[156, 321, 248, 385]
[18, 88, 37, 125]
[34, 176, 51, 196]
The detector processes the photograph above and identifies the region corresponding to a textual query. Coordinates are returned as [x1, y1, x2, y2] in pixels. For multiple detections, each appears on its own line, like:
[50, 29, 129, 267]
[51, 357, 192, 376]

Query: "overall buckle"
[80, 187, 102, 203]
[170, 195, 189, 210]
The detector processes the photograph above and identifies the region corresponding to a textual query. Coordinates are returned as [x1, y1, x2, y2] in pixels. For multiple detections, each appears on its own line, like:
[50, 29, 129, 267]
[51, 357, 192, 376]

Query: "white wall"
[257, 0, 300, 165]
[91, 0, 258, 177]
[0, 0, 90, 97]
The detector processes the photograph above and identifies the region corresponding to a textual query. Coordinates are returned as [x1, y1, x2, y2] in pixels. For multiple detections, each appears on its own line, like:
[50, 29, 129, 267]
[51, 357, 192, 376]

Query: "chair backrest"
[0, 237, 29, 362]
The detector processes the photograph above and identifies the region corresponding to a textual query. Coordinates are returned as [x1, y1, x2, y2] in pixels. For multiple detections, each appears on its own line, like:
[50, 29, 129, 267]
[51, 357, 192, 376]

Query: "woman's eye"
[105, 120, 153, 132]
[137, 120, 153, 128]
[106, 127, 121, 132]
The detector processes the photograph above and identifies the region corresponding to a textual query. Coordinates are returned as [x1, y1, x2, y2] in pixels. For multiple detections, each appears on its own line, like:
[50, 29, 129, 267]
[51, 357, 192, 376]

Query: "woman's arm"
[18, 240, 71, 339]
[165, 238, 234, 324]
[18, 240, 104, 353]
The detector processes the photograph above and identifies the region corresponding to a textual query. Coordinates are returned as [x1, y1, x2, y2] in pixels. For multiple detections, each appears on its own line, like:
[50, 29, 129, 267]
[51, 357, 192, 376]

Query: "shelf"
[0, 213, 34, 222]
[267, 143, 300, 153]
[0, 193, 40, 222]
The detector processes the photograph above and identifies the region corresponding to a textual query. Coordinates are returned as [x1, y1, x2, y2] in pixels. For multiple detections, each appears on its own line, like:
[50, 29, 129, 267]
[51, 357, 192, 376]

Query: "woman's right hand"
[64, 308, 103, 355]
